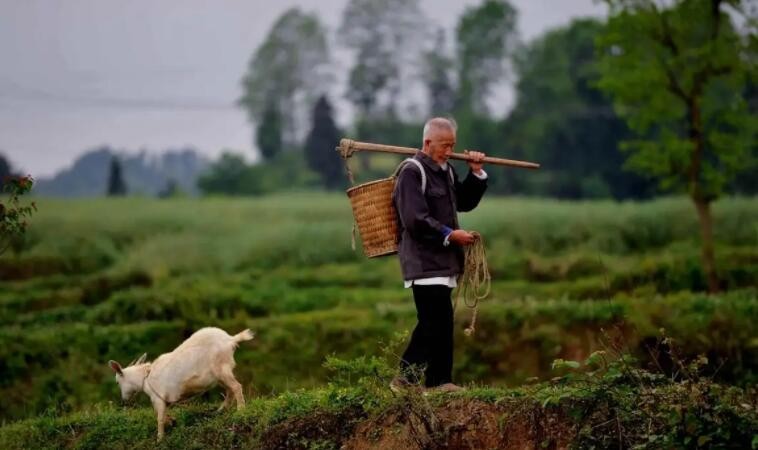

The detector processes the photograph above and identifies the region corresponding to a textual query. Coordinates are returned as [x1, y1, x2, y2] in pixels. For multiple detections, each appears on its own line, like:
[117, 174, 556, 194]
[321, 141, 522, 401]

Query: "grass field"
[1, 194, 756, 429]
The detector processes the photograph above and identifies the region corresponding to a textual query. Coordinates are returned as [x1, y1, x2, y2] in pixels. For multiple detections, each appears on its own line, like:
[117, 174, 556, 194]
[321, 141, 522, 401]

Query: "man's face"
[424, 128, 456, 165]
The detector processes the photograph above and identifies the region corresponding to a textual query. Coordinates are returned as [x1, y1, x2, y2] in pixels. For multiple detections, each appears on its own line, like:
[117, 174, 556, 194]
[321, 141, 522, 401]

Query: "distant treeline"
[1, 148, 210, 198]
[216, 0, 756, 199]
[6, 0, 755, 200]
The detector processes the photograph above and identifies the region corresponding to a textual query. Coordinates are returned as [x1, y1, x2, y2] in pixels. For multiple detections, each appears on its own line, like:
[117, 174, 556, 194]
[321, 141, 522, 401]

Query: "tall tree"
[596, 0, 757, 292]
[733, 76, 758, 193]
[240, 8, 332, 148]
[345, 45, 398, 118]
[499, 19, 654, 199]
[106, 157, 127, 196]
[305, 96, 343, 190]
[339, 0, 428, 118]
[0, 153, 12, 180]
[256, 101, 283, 161]
[423, 29, 457, 116]
[455, 0, 518, 115]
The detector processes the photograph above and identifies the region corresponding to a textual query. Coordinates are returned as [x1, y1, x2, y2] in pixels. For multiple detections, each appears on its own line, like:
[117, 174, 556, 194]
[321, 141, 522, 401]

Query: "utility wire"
[0, 77, 239, 111]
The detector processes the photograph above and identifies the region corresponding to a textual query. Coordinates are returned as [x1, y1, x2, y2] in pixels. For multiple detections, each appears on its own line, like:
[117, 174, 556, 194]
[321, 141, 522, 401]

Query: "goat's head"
[108, 353, 148, 401]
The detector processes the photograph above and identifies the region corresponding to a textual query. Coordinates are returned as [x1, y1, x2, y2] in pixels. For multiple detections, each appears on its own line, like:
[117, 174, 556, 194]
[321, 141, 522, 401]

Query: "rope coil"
[454, 232, 491, 337]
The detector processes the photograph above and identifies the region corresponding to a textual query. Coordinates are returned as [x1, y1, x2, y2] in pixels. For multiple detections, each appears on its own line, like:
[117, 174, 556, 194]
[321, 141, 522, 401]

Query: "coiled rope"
[454, 232, 491, 337]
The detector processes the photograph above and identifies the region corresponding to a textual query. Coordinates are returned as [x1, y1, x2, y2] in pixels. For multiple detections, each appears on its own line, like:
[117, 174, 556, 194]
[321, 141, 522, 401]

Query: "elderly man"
[391, 117, 488, 393]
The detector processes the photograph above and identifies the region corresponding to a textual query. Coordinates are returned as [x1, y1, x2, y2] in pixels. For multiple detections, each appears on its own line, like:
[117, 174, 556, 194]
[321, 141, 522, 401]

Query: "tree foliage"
[34, 147, 208, 198]
[423, 29, 457, 116]
[339, 0, 427, 118]
[197, 153, 257, 196]
[445, 0, 519, 183]
[106, 157, 127, 196]
[0, 175, 36, 256]
[197, 152, 320, 196]
[597, 0, 756, 199]
[227, 0, 754, 202]
[455, 0, 518, 115]
[0, 154, 12, 180]
[256, 101, 283, 161]
[305, 96, 344, 190]
[596, 0, 757, 291]
[495, 19, 654, 198]
[240, 8, 332, 148]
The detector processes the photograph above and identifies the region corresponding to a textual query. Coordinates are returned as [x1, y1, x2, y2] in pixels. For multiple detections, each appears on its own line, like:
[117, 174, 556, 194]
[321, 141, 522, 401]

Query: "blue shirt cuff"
[442, 226, 453, 246]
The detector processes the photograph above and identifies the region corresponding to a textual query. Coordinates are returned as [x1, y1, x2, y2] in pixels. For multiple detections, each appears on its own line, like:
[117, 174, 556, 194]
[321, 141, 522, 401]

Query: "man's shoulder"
[397, 158, 424, 181]
[394, 160, 425, 199]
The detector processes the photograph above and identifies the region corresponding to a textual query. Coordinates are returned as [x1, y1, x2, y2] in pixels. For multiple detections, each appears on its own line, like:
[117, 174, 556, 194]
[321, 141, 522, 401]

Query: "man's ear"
[109, 360, 123, 375]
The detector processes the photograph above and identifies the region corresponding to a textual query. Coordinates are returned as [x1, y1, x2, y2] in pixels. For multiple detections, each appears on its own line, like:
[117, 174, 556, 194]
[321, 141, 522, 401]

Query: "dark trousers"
[400, 284, 454, 387]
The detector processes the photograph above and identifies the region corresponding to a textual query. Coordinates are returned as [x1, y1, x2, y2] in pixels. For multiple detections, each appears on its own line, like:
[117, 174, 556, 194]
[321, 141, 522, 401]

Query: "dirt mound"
[261, 406, 367, 449]
[345, 398, 574, 450]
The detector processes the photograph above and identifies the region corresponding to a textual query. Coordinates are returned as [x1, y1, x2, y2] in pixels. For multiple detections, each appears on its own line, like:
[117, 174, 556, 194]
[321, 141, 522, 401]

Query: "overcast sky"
[0, 0, 604, 178]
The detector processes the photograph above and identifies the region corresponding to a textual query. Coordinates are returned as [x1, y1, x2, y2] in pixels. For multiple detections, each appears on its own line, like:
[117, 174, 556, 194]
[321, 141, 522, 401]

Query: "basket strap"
[394, 158, 426, 194]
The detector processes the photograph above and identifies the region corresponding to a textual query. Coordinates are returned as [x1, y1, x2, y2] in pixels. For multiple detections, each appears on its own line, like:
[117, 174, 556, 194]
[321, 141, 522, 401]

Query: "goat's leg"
[230, 380, 245, 410]
[152, 398, 168, 441]
[218, 366, 245, 410]
[216, 388, 234, 412]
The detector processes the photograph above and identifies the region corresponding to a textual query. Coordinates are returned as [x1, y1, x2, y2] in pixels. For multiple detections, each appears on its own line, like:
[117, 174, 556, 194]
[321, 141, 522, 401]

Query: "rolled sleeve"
[471, 169, 488, 180]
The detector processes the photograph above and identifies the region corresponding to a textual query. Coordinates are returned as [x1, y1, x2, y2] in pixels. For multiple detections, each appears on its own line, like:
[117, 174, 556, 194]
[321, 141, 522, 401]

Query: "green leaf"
[584, 350, 606, 367]
[551, 358, 581, 370]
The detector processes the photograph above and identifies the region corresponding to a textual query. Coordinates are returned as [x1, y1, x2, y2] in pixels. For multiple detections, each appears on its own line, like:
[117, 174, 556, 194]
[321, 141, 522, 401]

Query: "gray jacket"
[392, 151, 487, 281]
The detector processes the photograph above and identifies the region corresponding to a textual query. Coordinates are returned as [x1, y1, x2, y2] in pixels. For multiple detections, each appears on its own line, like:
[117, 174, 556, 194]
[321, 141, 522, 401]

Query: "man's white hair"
[422, 117, 458, 141]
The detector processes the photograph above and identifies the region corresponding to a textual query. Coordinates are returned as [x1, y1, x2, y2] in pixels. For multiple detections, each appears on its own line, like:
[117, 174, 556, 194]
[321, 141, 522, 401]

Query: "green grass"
[1, 194, 757, 424]
[1, 364, 755, 450]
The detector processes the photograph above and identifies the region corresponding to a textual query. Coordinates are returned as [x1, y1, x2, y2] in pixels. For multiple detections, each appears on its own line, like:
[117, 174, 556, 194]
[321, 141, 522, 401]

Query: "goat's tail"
[233, 329, 255, 344]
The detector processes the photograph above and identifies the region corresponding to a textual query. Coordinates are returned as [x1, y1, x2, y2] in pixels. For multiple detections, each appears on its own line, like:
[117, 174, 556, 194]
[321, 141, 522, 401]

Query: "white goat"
[108, 327, 254, 441]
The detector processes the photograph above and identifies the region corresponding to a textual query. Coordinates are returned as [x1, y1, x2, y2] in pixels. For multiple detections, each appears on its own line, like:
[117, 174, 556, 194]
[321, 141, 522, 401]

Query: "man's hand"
[464, 150, 485, 174]
[448, 229, 477, 246]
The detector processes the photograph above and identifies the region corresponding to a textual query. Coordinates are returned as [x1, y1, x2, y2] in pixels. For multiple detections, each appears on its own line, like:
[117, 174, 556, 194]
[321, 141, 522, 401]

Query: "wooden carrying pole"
[337, 138, 540, 170]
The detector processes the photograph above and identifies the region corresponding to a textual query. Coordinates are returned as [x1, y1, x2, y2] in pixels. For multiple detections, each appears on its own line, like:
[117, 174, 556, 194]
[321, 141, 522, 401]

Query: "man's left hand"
[464, 150, 485, 174]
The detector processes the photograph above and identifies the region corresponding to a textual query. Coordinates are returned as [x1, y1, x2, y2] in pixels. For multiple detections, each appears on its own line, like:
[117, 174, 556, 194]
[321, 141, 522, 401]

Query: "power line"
[0, 77, 239, 112]
[0, 91, 239, 112]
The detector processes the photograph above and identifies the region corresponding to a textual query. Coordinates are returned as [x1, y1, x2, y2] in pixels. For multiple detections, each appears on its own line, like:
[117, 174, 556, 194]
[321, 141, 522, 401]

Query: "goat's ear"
[135, 353, 147, 365]
[109, 360, 123, 375]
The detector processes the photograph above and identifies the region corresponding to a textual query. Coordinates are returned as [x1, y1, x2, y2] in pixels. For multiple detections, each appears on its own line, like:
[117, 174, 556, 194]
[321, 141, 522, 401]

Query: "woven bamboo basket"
[346, 176, 399, 258]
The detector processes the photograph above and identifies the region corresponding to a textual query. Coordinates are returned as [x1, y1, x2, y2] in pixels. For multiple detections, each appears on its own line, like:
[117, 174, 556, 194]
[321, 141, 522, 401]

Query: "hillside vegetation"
[1, 354, 756, 449]
[1, 194, 756, 447]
